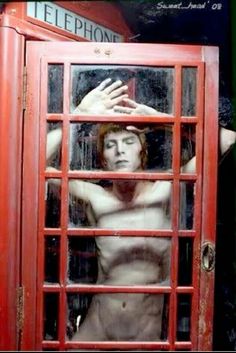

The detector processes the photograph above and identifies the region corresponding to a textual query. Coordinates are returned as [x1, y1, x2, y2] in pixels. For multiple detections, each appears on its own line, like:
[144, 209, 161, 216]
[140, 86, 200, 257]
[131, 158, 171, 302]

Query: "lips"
[115, 160, 129, 167]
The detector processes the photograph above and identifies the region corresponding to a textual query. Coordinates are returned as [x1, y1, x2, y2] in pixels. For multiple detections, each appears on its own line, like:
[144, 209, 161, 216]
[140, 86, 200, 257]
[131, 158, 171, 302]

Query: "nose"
[115, 141, 125, 155]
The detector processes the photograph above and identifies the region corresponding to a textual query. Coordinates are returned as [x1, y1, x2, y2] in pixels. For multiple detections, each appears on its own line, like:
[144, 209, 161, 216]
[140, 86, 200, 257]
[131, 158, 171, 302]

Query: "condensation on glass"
[70, 65, 174, 114]
[181, 67, 197, 116]
[181, 124, 196, 172]
[43, 63, 199, 348]
[67, 236, 171, 285]
[68, 179, 173, 229]
[178, 237, 193, 286]
[44, 236, 60, 283]
[48, 64, 64, 113]
[45, 179, 61, 228]
[66, 292, 170, 341]
[46, 122, 62, 170]
[67, 236, 97, 284]
[176, 294, 192, 341]
[44, 292, 59, 341]
[179, 181, 195, 230]
[69, 122, 173, 171]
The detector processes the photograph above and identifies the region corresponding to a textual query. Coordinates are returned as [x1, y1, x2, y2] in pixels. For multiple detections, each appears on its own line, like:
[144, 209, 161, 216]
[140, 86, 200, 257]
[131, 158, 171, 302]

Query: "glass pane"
[44, 236, 60, 283]
[46, 122, 62, 170]
[178, 237, 193, 286]
[71, 65, 174, 114]
[45, 180, 61, 228]
[68, 180, 173, 229]
[48, 64, 64, 113]
[67, 293, 169, 341]
[69, 122, 173, 171]
[181, 124, 196, 172]
[181, 67, 197, 116]
[176, 294, 191, 341]
[179, 181, 195, 230]
[44, 292, 59, 340]
[67, 236, 171, 285]
[67, 237, 97, 284]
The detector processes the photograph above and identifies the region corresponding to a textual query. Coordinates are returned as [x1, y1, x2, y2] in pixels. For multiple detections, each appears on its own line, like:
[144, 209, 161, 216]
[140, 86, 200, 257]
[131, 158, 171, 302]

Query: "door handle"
[201, 242, 215, 272]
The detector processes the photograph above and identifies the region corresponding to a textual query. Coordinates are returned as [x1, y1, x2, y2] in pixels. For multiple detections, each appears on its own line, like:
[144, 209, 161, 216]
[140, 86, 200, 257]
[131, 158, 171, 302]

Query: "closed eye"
[124, 137, 136, 144]
[104, 141, 116, 149]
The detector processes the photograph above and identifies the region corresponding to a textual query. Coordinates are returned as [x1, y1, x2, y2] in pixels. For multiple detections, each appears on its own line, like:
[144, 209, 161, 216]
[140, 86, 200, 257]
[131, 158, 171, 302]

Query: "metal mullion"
[174, 341, 192, 350]
[66, 170, 174, 180]
[178, 230, 196, 237]
[194, 62, 204, 233]
[168, 64, 182, 349]
[66, 341, 171, 351]
[65, 285, 172, 294]
[57, 63, 70, 345]
[67, 228, 174, 237]
[176, 286, 194, 294]
[43, 285, 61, 291]
[58, 288, 67, 349]
[69, 114, 176, 124]
[46, 114, 64, 121]
[37, 59, 51, 346]
[191, 63, 205, 350]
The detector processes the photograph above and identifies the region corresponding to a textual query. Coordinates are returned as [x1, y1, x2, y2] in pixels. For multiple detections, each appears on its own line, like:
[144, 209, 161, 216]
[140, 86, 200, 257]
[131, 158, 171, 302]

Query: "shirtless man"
[46, 78, 236, 342]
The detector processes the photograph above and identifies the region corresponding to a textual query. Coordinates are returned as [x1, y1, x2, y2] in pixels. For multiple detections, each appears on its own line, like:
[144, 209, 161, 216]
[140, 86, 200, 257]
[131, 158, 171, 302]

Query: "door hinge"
[22, 66, 27, 110]
[16, 286, 25, 343]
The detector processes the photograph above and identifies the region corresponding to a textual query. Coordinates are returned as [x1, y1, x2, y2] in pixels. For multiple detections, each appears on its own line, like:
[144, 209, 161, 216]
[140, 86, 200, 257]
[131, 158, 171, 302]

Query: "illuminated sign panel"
[27, 2, 124, 42]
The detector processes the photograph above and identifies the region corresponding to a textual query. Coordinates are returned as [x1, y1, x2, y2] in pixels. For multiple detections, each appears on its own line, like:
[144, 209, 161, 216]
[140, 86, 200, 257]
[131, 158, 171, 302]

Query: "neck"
[113, 180, 141, 203]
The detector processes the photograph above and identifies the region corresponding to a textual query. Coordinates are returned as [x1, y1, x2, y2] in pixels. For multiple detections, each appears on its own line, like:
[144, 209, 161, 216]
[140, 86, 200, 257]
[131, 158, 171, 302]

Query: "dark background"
[116, 0, 236, 350]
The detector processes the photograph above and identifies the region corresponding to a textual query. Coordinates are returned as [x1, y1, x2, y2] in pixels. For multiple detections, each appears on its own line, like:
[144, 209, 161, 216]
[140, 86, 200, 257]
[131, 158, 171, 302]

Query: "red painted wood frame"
[22, 42, 219, 351]
[1, 1, 132, 42]
[0, 27, 25, 350]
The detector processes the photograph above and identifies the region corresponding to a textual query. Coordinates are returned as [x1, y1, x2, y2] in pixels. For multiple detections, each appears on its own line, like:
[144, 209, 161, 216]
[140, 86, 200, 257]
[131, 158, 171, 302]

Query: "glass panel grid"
[39, 61, 203, 348]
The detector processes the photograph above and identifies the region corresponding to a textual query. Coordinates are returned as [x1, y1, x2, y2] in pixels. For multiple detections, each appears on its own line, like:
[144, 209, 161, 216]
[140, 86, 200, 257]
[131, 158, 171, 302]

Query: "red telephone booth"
[0, 2, 218, 351]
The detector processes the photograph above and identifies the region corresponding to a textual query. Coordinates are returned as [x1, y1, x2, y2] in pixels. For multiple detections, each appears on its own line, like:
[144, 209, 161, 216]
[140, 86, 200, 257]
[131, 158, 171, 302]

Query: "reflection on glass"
[48, 64, 64, 113]
[44, 292, 59, 340]
[45, 180, 61, 228]
[46, 122, 62, 170]
[178, 237, 193, 286]
[68, 178, 172, 229]
[70, 65, 174, 114]
[69, 122, 173, 171]
[179, 182, 194, 230]
[177, 294, 191, 341]
[181, 124, 196, 170]
[44, 236, 60, 283]
[181, 67, 197, 116]
[67, 293, 169, 341]
[67, 237, 97, 284]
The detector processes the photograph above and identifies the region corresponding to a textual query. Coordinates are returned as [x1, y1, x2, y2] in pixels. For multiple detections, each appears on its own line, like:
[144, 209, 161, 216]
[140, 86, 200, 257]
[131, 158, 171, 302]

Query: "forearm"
[46, 128, 62, 163]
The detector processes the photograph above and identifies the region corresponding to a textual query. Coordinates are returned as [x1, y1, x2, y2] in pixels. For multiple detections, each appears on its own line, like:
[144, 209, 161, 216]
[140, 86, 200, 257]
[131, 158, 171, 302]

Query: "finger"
[103, 80, 123, 94]
[109, 85, 128, 99]
[96, 78, 112, 91]
[108, 94, 129, 107]
[122, 97, 139, 108]
[113, 105, 133, 114]
[126, 125, 150, 133]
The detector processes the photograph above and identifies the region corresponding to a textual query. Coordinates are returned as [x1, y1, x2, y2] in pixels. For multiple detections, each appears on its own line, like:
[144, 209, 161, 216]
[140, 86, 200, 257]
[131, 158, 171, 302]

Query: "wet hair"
[97, 123, 147, 169]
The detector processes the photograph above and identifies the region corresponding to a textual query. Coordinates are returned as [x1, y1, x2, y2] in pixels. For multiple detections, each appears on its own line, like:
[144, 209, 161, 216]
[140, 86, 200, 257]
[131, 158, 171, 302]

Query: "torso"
[73, 180, 171, 341]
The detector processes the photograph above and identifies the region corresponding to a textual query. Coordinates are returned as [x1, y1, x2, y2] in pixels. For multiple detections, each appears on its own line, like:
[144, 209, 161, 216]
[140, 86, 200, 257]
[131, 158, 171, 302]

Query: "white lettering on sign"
[27, 1, 124, 42]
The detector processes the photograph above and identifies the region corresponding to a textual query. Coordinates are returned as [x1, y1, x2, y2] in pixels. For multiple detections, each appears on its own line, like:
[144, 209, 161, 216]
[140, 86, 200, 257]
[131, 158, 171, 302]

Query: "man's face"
[103, 130, 142, 172]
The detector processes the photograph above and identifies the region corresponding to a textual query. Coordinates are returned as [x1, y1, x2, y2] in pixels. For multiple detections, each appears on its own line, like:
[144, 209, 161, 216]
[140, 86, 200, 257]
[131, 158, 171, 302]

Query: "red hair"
[97, 123, 147, 169]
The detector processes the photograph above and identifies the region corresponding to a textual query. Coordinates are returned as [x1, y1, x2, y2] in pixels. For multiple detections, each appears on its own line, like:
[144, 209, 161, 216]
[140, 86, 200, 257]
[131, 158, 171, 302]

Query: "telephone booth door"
[22, 42, 218, 351]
